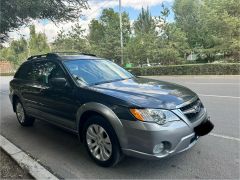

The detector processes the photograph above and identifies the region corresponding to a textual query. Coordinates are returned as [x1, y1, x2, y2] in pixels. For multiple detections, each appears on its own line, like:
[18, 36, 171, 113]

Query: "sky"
[7, 0, 174, 44]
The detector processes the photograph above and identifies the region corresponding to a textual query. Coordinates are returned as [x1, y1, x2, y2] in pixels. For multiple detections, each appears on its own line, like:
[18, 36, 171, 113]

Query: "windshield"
[63, 59, 134, 86]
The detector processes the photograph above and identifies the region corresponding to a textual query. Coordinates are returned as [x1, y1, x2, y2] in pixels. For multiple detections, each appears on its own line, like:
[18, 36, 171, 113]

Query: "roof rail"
[52, 52, 97, 57]
[81, 53, 97, 57]
[27, 54, 48, 60]
[27, 52, 97, 61]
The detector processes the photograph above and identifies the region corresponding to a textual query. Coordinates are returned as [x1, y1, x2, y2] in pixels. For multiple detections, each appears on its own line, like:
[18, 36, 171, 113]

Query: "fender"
[76, 102, 128, 148]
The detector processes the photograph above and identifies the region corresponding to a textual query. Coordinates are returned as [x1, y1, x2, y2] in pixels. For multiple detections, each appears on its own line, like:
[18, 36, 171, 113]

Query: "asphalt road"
[0, 75, 239, 179]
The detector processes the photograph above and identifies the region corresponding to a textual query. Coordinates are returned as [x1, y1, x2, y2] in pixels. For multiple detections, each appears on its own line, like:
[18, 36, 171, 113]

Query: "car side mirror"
[49, 78, 68, 88]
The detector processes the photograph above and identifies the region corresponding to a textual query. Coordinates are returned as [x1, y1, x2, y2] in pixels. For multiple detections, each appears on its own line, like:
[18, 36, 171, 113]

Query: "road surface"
[0, 75, 239, 179]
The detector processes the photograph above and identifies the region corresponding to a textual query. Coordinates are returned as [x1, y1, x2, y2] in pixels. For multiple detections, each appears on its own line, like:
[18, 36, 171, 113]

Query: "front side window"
[63, 59, 134, 86]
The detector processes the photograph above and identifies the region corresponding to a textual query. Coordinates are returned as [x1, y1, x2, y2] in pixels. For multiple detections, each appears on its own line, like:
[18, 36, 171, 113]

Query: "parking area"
[0, 75, 239, 179]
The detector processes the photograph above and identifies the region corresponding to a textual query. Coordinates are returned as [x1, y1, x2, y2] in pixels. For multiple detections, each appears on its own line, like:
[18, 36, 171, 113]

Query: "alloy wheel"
[86, 124, 112, 161]
[16, 102, 25, 123]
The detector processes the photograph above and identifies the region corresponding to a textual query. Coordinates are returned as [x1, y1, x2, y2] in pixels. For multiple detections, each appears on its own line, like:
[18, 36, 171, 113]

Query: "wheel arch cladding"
[76, 102, 127, 148]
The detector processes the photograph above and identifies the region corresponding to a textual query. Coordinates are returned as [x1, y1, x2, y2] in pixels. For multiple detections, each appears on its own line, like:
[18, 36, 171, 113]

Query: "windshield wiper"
[72, 75, 87, 85]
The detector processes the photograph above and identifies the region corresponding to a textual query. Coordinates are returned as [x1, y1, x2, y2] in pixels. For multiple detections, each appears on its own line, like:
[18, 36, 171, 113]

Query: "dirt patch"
[0, 148, 33, 179]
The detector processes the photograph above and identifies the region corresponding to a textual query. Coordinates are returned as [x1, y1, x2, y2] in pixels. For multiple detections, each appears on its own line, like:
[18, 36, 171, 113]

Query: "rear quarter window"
[14, 62, 31, 80]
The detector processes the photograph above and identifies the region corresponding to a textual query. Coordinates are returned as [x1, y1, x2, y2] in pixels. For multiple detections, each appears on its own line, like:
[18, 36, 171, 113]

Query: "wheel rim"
[16, 103, 25, 123]
[86, 124, 112, 161]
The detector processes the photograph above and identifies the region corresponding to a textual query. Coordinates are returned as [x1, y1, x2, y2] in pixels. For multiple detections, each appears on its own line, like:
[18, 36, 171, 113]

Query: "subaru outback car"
[9, 52, 214, 167]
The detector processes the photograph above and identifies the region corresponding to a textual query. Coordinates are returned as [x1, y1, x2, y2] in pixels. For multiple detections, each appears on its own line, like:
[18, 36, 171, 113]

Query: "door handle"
[39, 88, 45, 93]
[39, 87, 49, 93]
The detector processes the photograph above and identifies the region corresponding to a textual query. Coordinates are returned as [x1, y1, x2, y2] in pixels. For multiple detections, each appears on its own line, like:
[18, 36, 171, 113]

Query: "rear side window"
[14, 63, 31, 79]
[28, 61, 65, 85]
[15, 60, 66, 85]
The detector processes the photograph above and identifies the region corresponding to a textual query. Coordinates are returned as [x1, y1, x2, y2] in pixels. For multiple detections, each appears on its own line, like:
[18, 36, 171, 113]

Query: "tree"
[126, 7, 158, 65]
[126, 5, 187, 66]
[88, 8, 131, 64]
[88, 20, 104, 48]
[156, 4, 189, 64]
[201, 0, 240, 61]
[173, 0, 240, 62]
[52, 24, 89, 52]
[29, 25, 50, 56]
[0, 25, 50, 67]
[0, 0, 88, 42]
[134, 7, 156, 35]
[0, 37, 28, 67]
[126, 33, 159, 65]
[173, 0, 202, 48]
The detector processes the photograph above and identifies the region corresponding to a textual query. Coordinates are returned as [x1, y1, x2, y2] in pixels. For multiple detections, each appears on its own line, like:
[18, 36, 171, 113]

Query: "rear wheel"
[15, 100, 35, 126]
[83, 115, 122, 167]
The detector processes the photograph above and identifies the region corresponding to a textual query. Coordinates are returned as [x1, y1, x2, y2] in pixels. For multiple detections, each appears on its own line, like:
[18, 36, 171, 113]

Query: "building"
[0, 60, 14, 73]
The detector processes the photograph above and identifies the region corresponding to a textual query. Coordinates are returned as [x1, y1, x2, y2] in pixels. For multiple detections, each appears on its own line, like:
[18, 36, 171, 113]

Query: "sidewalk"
[0, 135, 59, 180]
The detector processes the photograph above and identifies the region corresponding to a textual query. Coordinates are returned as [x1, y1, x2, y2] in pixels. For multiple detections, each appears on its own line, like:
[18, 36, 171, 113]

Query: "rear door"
[16, 61, 45, 115]
[20, 60, 49, 116]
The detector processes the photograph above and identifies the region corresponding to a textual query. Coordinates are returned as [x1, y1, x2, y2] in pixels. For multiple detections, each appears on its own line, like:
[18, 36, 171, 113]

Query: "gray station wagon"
[9, 52, 214, 167]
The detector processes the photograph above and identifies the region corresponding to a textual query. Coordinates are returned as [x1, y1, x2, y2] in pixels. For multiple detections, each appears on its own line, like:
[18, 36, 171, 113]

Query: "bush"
[127, 63, 240, 76]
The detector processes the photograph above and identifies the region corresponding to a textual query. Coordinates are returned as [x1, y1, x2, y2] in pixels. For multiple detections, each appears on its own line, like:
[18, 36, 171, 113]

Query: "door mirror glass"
[49, 78, 67, 88]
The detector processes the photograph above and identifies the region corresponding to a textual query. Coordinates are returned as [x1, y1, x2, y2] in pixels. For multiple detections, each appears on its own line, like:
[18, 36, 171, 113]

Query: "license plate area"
[194, 120, 214, 136]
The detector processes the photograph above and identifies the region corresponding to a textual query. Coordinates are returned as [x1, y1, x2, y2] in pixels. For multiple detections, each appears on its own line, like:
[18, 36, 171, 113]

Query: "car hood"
[91, 77, 197, 109]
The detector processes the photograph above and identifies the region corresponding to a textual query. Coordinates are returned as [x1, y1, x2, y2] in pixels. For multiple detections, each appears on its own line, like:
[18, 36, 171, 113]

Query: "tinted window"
[28, 61, 65, 85]
[63, 59, 133, 85]
[14, 63, 31, 79]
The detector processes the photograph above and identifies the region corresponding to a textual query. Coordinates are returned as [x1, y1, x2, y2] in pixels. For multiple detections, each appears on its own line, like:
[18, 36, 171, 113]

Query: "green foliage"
[128, 63, 240, 76]
[52, 24, 89, 52]
[134, 7, 156, 35]
[126, 33, 156, 65]
[1, 1, 239, 69]
[0, 0, 88, 42]
[173, 0, 202, 48]
[0, 37, 28, 67]
[29, 25, 50, 56]
[125, 5, 187, 66]
[173, 0, 240, 62]
[0, 25, 50, 67]
[88, 8, 131, 64]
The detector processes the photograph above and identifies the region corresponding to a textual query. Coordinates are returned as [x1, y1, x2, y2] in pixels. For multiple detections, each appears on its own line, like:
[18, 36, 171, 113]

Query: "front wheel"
[15, 100, 35, 126]
[83, 115, 122, 167]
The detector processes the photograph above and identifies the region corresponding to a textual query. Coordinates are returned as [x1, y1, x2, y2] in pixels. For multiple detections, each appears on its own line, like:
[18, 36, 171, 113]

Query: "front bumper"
[122, 133, 198, 160]
[120, 108, 210, 160]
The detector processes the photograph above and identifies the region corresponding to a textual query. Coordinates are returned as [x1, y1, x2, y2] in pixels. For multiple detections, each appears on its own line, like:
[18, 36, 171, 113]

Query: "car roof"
[26, 52, 104, 61]
[59, 55, 103, 61]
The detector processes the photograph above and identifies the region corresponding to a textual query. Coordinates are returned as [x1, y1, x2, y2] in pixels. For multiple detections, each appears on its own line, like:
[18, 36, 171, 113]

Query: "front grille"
[180, 99, 204, 122]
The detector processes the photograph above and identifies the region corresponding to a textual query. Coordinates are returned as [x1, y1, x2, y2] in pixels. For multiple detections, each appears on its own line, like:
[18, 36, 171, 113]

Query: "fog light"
[153, 143, 164, 154]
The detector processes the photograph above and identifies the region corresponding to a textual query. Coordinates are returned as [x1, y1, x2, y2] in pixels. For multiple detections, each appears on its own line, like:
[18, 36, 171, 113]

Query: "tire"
[82, 115, 122, 167]
[15, 99, 35, 126]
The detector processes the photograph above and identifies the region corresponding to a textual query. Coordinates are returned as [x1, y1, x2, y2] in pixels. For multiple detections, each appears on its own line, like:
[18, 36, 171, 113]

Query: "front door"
[33, 60, 78, 130]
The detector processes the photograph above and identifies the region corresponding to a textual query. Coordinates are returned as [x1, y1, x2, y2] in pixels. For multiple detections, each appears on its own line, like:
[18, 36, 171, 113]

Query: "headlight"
[130, 108, 180, 125]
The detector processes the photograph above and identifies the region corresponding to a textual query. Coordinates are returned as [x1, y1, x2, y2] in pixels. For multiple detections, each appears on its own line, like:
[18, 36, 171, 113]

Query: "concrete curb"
[143, 75, 240, 78]
[0, 134, 59, 180]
